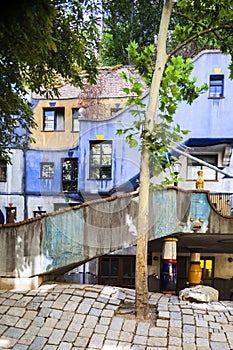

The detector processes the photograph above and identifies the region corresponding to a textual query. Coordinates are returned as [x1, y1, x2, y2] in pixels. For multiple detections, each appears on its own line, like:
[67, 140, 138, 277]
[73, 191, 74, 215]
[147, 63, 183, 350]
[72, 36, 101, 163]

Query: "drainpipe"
[23, 149, 27, 220]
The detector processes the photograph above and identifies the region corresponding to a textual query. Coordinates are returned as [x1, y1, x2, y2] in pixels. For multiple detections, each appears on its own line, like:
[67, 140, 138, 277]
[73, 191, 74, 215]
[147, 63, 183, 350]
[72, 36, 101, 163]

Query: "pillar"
[188, 251, 202, 286]
[161, 237, 178, 294]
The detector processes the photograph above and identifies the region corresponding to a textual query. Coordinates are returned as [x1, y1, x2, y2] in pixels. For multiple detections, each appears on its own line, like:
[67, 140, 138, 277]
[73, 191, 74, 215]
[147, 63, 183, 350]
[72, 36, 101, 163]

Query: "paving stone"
[99, 316, 111, 325]
[147, 336, 167, 347]
[210, 332, 227, 342]
[156, 318, 169, 328]
[57, 341, 72, 350]
[23, 311, 38, 320]
[31, 316, 45, 327]
[136, 321, 150, 336]
[102, 339, 118, 349]
[18, 334, 36, 346]
[4, 327, 25, 339]
[95, 324, 108, 334]
[62, 331, 77, 342]
[183, 314, 195, 325]
[168, 336, 182, 346]
[83, 315, 98, 328]
[28, 337, 47, 350]
[210, 342, 230, 350]
[133, 335, 147, 345]
[110, 316, 124, 330]
[101, 308, 115, 317]
[79, 327, 94, 337]
[55, 319, 71, 330]
[48, 329, 65, 345]
[196, 326, 209, 338]
[106, 329, 120, 340]
[12, 344, 29, 350]
[169, 326, 182, 337]
[44, 318, 58, 328]
[0, 314, 19, 326]
[73, 336, 89, 348]
[15, 318, 32, 329]
[120, 330, 134, 342]
[183, 324, 195, 335]
[38, 327, 53, 337]
[122, 319, 137, 332]
[149, 326, 167, 337]
[88, 333, 105, 348]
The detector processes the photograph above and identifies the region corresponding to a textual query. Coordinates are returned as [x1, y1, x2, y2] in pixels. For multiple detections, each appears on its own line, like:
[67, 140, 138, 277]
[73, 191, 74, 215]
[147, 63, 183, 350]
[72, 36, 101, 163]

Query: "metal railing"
[209, 193, 233, 217]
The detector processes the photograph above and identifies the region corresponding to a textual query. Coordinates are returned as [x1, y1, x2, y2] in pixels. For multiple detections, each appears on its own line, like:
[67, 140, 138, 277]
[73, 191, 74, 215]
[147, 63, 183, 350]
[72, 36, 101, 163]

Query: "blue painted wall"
[26, 148, 79, 194]
[175, 51, 233, 140]
[78, 98, 149, 194]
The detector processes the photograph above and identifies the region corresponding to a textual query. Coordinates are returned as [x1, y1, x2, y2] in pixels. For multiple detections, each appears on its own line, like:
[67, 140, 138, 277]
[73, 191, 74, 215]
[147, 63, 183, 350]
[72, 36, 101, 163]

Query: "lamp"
[171, 162, 182, 186]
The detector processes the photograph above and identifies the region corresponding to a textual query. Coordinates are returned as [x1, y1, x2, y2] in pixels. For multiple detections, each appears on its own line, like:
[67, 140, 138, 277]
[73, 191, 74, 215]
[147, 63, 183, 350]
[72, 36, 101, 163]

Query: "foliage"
[100, 0, 220, 66]
[0, 0, 101, 160]
[100, 0, 163, 65]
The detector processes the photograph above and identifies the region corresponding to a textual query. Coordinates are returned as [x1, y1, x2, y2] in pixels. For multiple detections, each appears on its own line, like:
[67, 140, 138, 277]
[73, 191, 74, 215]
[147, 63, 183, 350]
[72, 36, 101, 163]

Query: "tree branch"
[167, 24, 233, 60]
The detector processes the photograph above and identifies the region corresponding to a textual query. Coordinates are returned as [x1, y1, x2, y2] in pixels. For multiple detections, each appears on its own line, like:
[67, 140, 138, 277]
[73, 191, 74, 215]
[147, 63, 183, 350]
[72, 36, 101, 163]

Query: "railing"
[209, 193, 233, 216]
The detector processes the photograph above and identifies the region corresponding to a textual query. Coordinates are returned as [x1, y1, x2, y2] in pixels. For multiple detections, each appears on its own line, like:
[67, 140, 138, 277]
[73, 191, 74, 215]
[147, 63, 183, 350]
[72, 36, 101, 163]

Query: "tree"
[0, 0, 101, 159]
[121, 0, 233, 320]
[100, 0, 163, 65]
[100, 0, 218, 66]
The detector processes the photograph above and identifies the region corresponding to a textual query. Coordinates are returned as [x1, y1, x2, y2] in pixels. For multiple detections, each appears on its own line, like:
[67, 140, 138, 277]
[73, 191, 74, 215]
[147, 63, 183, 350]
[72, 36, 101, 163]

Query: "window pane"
[89, 141, 112, 179]
[72, 108, 80, 132]
[110, 259, 118, 275]
[91, 144, 101, 154]
[90, 167, 100, 179]
[91, 155, 101, 166]
[44, 111, 55, 131]
[62, 158, 78, 192]
[41, 163, 54, 179]
[56, 110, 64, 130]
[43, 108, 64, 131]
[187, 155, 217, 180]
[101, 167, 111, 179]
[209, 75, 224, 97]
[0, 160, 7, 182]
[102, 144, 112, 155]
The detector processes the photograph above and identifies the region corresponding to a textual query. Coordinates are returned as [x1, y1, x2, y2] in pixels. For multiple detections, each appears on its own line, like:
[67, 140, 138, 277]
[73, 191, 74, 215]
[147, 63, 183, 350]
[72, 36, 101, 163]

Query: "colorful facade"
[0, 51, 233, 297]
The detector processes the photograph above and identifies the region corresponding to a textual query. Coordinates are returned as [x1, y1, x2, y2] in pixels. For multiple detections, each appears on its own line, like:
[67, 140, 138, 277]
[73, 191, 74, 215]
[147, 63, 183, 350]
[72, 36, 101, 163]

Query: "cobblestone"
[0, 283, 232, 349]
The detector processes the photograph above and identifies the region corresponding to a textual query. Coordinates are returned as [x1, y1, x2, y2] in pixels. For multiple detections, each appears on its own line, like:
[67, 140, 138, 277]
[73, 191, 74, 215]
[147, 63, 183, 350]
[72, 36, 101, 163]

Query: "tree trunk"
[135, 0, 172, 320]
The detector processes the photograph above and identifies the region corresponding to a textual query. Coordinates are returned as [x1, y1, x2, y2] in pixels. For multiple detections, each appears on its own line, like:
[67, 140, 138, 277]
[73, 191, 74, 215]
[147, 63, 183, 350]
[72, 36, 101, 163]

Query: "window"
[98, 256, 135, 288]
[6, 207, 16, 223]
[200, 257, 214, 286]
[62, 158, 78, 192]
[209, 74, 224, 98]
[41, 162, 54, 179]
[43, 108, 64, 131]
[187, 154, 218, 180]
[89, 141, 112, 179]
[0, 160, 7, 182]
[72, 108, 80, 132]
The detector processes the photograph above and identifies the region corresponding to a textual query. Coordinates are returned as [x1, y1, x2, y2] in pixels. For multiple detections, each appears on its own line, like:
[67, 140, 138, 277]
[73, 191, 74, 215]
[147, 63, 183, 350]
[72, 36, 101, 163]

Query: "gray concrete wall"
[0, 189, 233, 289]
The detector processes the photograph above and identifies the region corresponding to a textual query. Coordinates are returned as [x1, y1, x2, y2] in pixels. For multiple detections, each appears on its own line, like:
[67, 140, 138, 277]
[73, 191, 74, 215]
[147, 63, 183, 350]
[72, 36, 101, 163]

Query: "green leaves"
[0, 0, 101, 155]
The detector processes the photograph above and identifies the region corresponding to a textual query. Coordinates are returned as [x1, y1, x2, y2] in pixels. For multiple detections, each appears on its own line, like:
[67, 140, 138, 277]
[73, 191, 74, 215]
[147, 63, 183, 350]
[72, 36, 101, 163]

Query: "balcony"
[209, 193, 233, 217]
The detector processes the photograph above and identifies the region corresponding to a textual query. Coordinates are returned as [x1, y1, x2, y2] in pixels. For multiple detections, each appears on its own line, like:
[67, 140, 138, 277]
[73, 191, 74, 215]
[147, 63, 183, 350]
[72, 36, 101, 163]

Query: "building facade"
[1, 51, 233, 297]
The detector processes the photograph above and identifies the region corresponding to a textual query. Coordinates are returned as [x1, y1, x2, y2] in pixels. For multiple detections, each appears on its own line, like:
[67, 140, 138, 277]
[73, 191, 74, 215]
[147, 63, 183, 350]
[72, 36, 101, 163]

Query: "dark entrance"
[98, 255, 135, 288]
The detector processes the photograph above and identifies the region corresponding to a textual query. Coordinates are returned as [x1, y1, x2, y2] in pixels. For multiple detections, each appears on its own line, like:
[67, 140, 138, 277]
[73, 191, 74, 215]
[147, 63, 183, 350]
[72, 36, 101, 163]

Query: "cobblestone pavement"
[0, 283, 232, 349]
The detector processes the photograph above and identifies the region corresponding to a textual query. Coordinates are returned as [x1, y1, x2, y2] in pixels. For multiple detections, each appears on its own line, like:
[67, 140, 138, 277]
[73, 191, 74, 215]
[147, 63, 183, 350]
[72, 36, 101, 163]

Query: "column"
[161, 237, 178, 294]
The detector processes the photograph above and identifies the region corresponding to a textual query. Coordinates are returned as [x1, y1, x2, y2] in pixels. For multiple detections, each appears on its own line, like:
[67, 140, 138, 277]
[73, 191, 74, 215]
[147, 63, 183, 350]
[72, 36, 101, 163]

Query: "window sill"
[88, 178, 112, 181]
[208, 96, 224, 99]
[41, 130, 65, 132]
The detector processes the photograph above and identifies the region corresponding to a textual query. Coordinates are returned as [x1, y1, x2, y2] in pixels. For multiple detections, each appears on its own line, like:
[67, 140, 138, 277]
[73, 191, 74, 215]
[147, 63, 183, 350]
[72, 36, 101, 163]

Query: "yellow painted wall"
[31, 97, 128, 149]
